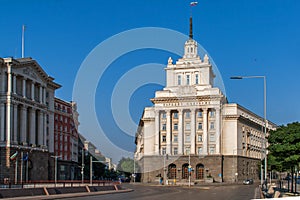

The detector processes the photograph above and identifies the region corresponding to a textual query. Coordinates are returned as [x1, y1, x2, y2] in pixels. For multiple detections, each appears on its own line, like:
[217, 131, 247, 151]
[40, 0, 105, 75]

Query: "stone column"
[215, 108, 221, 154]
[31, 82, 35, 100]
[190, 108, 196, 155]
[178, 109, 183, 155]
[13, 104, 18, 143]
[0, 70, 5, 92]
[20, 106, 27, 144]
[6, 64, 12, 146]
[43, 112, 47, 146]
[39, 86, 43, 103]
[29, 108, 36, 145]
[166, 110, 171, 154]
[12, 74, 16, 94]
[38, 111, 44, 146]
[43, 88, 46, 104]
[0, 103, 5, 141]
[22, 78, 26, 97]
[154, 110, 160, 155]
[202, 108, 208, 155]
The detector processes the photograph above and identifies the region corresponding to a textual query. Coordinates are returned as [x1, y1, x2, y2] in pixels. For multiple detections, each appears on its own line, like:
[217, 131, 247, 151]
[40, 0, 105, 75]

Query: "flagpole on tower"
[189, 2, 198, 39]
[22, 25, 25, 58]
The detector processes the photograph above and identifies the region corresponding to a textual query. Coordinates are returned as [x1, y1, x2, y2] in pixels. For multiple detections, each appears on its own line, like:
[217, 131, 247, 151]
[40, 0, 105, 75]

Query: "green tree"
[268, 122, 300, 171]
[117, 157, 134, 174]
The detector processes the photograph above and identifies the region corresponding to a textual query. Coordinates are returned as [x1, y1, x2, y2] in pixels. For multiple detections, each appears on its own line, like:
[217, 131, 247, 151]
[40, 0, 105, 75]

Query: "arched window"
[168, 164, 177, 179]
[196, 164, 205, 180]
[182, 163, 189, 179]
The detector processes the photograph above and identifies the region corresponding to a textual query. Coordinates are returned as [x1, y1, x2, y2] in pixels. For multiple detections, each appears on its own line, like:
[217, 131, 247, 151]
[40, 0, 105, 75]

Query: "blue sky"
[1, 0, 299, 162]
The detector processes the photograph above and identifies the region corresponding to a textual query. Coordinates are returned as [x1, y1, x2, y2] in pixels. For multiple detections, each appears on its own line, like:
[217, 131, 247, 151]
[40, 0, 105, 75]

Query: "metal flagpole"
[22, 25, 25, 58]
[20, 151, 23, 184]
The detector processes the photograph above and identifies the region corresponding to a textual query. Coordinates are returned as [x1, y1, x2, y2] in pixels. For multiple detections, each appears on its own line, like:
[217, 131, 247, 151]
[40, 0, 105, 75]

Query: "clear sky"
[1, 0, 299, 163]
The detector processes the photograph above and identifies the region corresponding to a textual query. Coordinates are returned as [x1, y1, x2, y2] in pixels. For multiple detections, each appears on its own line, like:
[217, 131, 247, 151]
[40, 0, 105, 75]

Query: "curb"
[1, 189, 134, 200]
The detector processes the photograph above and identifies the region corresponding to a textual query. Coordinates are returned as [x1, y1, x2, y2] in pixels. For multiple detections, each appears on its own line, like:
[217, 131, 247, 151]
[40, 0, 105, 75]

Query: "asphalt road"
[60, 183, 259, 200]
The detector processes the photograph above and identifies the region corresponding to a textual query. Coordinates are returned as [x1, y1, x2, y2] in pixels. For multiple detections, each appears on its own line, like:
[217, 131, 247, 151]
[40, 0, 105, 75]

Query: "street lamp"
[90, 156, 108, 185]
[230, 75, 267, 185]
[51, 155, 62, 186]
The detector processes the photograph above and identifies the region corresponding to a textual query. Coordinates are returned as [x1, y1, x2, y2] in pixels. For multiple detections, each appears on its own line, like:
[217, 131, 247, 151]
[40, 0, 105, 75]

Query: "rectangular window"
[162, 112, 166, 119]
[210, 110, 215, 117]
[162, 148, 166, 155]
[173, 123, 178, 130]
[209, 134, 215, 142]
[198, 122, 203, 130]
[185, 122, 191, 130]
[209, 146, 215, 154]
[210, 122, 215, 130]
[198, 147, 203, 155]
[198, 135, 203, 142]
[174, 147, 178, 155]
[173, 112, 178, 119]
[185, 147, 190, 155]
[185, 134, 190, 143]
[162, 123, 166, 131]
[178, 75, 181, 85]
[197, 111, 202, 118]
[162, 135, 166, 142]
[195, 74, 199, 84]
[186, 75, 190, 85]
[173, 135, 178, 143]
[185, 111, 190, 118]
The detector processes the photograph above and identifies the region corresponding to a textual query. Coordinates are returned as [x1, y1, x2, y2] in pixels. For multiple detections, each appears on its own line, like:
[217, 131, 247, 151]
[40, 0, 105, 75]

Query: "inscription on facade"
[163, 101, 211, 107]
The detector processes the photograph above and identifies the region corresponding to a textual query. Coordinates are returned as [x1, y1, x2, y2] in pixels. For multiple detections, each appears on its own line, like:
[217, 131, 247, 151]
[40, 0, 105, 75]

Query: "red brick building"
[54, 98, 79, 180]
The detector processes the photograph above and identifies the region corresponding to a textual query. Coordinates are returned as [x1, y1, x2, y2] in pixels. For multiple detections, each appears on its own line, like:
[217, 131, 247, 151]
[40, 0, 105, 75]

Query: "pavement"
[1, 188, 134, 200]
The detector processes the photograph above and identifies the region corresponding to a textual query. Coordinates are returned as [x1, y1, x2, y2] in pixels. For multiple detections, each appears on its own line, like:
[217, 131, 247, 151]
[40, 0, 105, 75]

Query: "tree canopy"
[268, 122, 300, 171]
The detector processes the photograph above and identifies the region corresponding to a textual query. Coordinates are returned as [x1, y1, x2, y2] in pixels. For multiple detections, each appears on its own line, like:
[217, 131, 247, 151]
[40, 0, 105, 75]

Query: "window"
[195, 74, 199, 84]
[210, 110, 215, 117]
[173, 112, 178, 119]
[162, 112, 166, 119]
[162, 148, 166, 155]
[173, 123, 178, 130]
[209, 134, 215, 142]
[186, 75, 190, 85]
[197, 122, 203, 130]
[197, 135, 202, 142]
[209, 146, 215, 154]
[185, 134, 190, 143]
[178, 75, 181, 85]
[210, 122, 215, 130]
[197, 111, 202, 118]
[162, 123, 166, 131]
[185, 147, 190, 155]
[174, 147, 178, 155]
[173, 135, 178, 143]
[197, 147, 203, 155]
[185, 123, 191, 130]
[162, 135, 166, 142]
[185, 111, 190, 118]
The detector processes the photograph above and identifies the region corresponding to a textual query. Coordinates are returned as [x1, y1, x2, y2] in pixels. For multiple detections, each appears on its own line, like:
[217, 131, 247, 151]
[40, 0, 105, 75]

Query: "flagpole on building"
[20, 151, 23, 184]
[21, 25, 25, 58]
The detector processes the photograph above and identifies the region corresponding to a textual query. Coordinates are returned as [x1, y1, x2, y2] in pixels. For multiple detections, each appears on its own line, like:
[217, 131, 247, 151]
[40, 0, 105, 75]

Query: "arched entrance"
[168, 164, 176, 179]
[182, 163, 189, 179]
[196, 164, 205, 180]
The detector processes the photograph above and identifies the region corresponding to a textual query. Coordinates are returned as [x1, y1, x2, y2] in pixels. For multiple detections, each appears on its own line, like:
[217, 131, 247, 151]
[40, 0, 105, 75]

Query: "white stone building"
[135, 20, 276, 183]
[0, 57, 61, 182]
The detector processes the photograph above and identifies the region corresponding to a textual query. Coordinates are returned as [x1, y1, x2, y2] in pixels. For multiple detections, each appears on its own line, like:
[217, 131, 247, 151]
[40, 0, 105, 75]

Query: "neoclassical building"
[0, 57, 61, 182]
[135, 20, 276, 183]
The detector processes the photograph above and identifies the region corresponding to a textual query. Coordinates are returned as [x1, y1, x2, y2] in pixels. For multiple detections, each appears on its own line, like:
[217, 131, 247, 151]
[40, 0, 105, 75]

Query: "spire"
[189, 17, 193, 39]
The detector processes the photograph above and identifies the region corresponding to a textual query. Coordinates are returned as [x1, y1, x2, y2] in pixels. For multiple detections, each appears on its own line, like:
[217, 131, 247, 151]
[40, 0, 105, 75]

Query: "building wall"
[135, 36, 277, 183]
[0, 57, 60, 182]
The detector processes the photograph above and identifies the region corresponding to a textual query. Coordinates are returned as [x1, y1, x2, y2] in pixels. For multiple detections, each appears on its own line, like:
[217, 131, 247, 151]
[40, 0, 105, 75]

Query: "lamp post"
[231, 75, 267, 185]
[90, 156, 108, 185]
[51, 155, 62, 186]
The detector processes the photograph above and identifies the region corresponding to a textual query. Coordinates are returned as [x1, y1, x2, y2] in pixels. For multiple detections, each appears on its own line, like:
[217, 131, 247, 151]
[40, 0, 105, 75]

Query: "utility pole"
[51, 155, 62, 186]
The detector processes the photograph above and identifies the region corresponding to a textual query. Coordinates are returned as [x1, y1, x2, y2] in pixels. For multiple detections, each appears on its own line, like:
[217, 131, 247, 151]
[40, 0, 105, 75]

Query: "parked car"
[243, 179, 254, 185]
